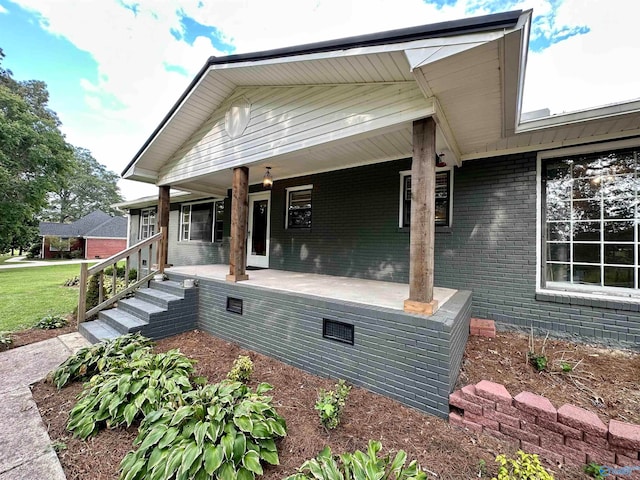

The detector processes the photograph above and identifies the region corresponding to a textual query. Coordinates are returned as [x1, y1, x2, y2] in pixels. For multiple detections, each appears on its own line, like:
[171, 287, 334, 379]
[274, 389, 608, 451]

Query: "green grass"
[0, 264, 84, 332]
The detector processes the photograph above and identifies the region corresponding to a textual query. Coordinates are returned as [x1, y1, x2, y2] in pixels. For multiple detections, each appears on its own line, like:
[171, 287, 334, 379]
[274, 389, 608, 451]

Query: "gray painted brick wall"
[179, 272, 471, 418]
[435, 153, 640, 347]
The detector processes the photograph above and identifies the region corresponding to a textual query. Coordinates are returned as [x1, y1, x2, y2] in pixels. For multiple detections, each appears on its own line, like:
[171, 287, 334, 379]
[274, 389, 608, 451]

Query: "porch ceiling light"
[262, 167, 273, 189]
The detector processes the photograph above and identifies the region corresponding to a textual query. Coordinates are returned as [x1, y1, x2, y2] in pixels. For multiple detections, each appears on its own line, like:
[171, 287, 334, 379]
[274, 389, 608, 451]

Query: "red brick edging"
[450, 380, 640, 470]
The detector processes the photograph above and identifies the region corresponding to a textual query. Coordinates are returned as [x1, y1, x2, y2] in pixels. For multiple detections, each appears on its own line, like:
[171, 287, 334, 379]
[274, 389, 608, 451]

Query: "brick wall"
[435, 153, 640, 347]
[450, 380, 640, 471]
[85, 238, 126, 259]
[185, 272, 471, 418]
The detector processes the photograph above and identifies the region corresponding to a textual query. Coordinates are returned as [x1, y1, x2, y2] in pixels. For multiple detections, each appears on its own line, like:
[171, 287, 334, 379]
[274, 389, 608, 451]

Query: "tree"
[41, 146, 125, 223]
[0, 48, 73, 251]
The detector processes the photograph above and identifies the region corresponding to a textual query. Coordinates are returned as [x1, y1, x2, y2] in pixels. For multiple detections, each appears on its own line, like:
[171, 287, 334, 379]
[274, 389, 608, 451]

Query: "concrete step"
[135, 287, 183, 309]
[79, 320, 121, 344]
[149, 279, 187, 297]
[118, 297, 166, 320]
[99, 308, 148, 334]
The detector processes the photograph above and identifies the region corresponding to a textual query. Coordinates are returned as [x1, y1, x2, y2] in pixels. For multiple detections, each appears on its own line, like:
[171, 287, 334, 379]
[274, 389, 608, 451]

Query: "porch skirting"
[167, 272, 471, 419]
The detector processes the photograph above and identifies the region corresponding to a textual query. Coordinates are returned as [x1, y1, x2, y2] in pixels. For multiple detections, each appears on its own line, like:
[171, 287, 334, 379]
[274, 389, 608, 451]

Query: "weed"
[315, 379, 351, 430]
[527, 327, 548, 372]
[584, 462, 606, 479]
[51, 440, 67, 453]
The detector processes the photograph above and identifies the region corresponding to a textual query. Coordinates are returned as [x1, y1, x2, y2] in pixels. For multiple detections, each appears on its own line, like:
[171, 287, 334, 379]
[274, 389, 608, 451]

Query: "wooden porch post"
[226, 166, 250, 282]
[404, 117, 438, 315]
[157, 185, 170, 272]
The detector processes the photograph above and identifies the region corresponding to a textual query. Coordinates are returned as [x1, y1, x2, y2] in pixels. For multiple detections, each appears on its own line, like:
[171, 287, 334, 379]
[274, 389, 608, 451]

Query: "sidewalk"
[0, 258, 89, 270]
[0, 333, 89, 479]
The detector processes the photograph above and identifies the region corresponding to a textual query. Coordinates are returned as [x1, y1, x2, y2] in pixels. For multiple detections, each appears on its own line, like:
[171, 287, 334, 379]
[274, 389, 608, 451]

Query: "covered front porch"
[168, 264, 458, 311]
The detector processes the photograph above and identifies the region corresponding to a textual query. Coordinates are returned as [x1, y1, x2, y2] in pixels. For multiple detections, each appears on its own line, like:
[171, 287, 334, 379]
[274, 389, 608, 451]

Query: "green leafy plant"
[52, 440, 67, 453]
[35, 313, 68, 329]
[315, 379, 351, 430]
[67, 349, 196, 439]
[478, 459, 488, 477]
[560, 362, 573, 373]
[527, 328, 548, 372]
[51, 332, 154, 389]
[584, 462, 605, 479]
[284, 440, 428, 480]
[119, 380, 286, 480]
[85, 274, 105, 313]
[227, 355, 254, 383]
[0, 332, 13, 349]
[492, 451, 554, 480]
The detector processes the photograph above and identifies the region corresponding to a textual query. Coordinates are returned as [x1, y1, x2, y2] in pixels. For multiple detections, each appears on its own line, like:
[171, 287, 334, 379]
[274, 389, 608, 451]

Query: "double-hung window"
[399, 170, 452, 227]
[139, 208, 156, 239]
[286, 185, 312, 229]
[180, 200, 224, 242]
[540, 141, 639, 298]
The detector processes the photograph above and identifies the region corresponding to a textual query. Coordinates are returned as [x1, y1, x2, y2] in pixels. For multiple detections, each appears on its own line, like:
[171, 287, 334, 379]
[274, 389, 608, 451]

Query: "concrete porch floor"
[167, 265, 456, 312]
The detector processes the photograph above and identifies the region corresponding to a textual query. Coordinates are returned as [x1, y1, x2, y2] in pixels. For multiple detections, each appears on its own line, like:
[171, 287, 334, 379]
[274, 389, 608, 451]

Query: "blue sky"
[0, 0, 638, 199]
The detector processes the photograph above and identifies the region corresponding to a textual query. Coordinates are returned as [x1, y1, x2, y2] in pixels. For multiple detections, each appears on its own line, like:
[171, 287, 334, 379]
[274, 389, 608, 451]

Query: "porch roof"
[167, 265, 457, 313]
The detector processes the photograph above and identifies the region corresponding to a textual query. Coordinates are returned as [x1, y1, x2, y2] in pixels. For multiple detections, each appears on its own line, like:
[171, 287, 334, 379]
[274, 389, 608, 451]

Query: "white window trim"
[399, 167, 454, 228]
[139, 208, 156, 240]
[179, 199, 224, 243]
[49, 236, 71, 252]
[285, 184, 313, 229]
[536, 138, 640, 303]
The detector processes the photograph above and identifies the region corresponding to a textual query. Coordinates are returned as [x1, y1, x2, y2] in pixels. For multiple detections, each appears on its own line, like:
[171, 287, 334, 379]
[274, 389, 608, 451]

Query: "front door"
[247, 192, 270, 268]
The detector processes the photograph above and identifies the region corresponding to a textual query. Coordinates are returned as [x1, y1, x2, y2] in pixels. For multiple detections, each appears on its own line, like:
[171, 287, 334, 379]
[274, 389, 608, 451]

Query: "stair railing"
[77, 227, 167, 324]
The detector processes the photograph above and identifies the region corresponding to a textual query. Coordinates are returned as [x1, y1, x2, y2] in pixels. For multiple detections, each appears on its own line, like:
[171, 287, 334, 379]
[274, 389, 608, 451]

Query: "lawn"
[0, 264, 84, 332]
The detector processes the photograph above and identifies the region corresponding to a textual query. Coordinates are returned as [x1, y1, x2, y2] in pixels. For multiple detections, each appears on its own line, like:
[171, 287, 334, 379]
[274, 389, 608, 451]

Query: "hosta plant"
[0, 332, 12, 348]
[35, 313, 68, 329]
[227, 355, 254, 383]
[492, 451, 554, 480]
[119, 380, 286, 480]
[315, 379, 351, 430]
[284, 440, 428, 480]
[51, 333, 154, 389]
[67, 349, 196, 439]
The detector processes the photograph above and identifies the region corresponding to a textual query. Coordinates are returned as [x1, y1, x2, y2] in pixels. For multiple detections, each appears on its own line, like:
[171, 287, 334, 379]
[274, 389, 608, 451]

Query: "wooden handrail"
[77, 228, 167, 325]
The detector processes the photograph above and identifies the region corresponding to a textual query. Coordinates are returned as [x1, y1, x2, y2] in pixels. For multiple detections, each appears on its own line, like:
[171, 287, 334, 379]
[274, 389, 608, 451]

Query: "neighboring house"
[103, 9, 640, 417]
[39, 210, 127, 260]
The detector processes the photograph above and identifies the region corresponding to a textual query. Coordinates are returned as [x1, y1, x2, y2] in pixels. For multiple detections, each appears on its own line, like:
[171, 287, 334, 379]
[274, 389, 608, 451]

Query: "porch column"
[226, 166, 250, 282]
[404, 117, 438, 315]
[157, 185, 170, 272]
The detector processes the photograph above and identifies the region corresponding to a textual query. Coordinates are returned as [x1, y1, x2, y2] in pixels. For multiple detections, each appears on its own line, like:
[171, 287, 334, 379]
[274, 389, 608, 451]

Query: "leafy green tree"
[42, 146, 124, 223]
[0, 48, 73, 251]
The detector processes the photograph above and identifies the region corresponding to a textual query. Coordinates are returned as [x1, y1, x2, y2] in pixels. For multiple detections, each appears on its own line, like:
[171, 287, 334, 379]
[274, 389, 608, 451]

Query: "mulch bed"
[30, 329, 602, 480]
[1, 323, 77, 351]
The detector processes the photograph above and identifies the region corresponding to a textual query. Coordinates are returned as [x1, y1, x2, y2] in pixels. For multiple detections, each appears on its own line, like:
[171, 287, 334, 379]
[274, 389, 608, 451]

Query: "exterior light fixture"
[436, 153, 447, 168]
[262, 167, 273, 189]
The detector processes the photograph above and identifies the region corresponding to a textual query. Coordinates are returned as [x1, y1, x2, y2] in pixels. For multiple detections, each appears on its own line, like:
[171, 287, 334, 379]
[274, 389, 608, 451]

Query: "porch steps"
[78, 278, 198, 344]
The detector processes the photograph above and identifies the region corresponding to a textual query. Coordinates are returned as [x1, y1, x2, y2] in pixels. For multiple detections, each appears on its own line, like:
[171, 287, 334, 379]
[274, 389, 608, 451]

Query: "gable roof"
[122, 9, 530, 188]
[39, 210, 127, 238]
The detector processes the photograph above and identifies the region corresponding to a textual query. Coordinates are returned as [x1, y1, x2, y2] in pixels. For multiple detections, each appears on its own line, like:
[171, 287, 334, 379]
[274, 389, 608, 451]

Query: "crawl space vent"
[323, 319, 354, 345]
[226, 297, 243, 315]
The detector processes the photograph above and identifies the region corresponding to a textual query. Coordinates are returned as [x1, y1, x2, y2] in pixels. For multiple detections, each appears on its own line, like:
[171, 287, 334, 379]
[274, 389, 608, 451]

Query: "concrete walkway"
[0, 258, 90, 270]
[0, 333, 89, 480]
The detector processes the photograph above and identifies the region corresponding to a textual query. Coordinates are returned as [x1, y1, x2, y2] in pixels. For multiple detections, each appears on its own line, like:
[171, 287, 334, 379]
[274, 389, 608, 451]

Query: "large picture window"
[542, 144, 639, 296]
[286, 185, 312, 229]
[139, 208, 156, 239]
[180, 201, 224, 242]
[400, 170, 452, 227]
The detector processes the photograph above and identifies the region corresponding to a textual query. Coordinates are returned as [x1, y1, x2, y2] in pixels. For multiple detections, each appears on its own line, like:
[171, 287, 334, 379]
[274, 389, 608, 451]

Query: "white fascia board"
[516, 99, 640, 133]
[123, 167, 159, 182]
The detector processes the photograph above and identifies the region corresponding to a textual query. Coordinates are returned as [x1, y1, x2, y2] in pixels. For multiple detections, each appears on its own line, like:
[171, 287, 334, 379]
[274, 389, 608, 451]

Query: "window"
[540, 143, 639, 297]
[139, 208, 156, 239]
[286, 185, 312, 229]
[180, 200, 224, 242]
[49, 237, 71, 251]
[400, 170, 452, 227]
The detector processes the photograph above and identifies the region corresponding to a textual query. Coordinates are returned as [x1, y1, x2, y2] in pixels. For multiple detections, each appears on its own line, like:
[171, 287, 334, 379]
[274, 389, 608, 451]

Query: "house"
[39, 210, 127, 260]
[101, 9, 640, 417]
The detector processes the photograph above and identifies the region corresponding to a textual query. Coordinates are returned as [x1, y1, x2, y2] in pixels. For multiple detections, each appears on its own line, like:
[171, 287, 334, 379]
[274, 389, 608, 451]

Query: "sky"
[1, 0, 638, 201]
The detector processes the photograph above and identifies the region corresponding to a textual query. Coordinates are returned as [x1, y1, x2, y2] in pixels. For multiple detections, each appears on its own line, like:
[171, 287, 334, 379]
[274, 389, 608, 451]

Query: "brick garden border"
[450, 380, 640, 471]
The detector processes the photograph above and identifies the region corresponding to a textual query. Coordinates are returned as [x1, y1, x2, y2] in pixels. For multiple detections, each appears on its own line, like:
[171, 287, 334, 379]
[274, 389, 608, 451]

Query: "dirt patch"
[458, 331, 640, 425]
[30, 330, 604, 479]
[1, 323, 77, 351]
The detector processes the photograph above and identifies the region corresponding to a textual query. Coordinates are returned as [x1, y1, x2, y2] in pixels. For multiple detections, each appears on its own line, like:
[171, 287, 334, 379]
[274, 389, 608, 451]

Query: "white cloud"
[7, 0, 639, 199]
[0, 4, 8, 14]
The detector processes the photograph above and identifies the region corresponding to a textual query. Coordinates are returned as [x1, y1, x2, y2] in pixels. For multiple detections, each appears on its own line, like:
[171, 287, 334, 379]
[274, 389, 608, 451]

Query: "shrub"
[492, 451, 554, 480]
[85, 274, 105, 313]
[50, 333, 154, 389]
[284, 440, 427, 480]
[35, 313, 68, 330]
[26, 242, 41, 259]
[315, 379, 351, 430]
[119, 380, 286, 480]
[227, 355, 254, 383]
[67, 349, 196, 439]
